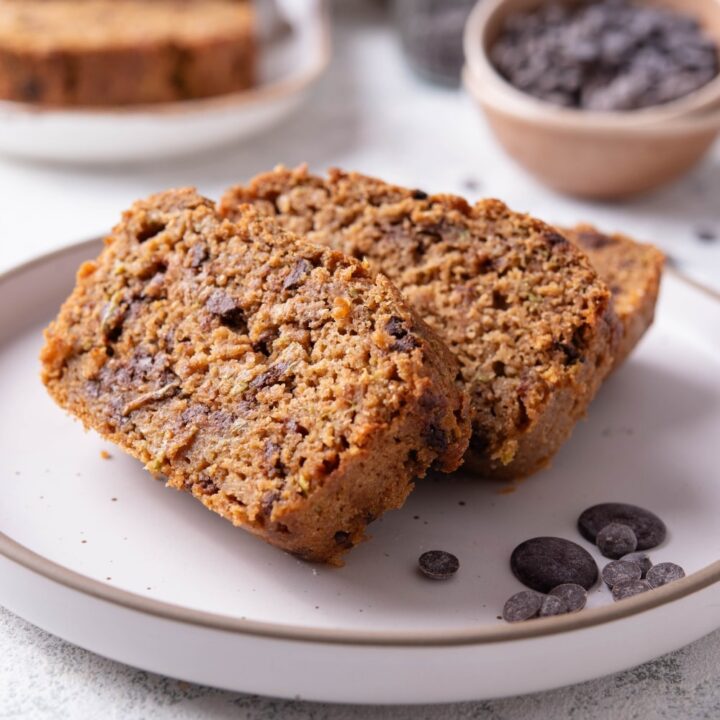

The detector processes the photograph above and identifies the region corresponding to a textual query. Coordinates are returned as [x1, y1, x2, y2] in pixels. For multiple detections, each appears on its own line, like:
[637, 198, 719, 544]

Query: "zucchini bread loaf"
[220, 167, 618, 480]
[563, 225, 664, 369]
[40, 189, 470, 563]
[0, 0, 255, 106]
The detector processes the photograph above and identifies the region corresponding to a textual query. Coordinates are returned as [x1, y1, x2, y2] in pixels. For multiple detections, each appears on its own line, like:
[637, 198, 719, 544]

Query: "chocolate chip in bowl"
[462, 0, 720, 198]
[489, 0, 719, 112]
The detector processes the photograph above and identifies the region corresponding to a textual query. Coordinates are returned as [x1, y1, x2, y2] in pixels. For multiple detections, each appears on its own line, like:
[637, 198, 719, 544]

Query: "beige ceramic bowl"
[463, 0, 720, 199]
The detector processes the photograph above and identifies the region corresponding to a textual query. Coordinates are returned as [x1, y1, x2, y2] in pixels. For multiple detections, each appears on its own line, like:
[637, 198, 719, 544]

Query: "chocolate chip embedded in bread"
[205, 290, 246, 330]
[283, 258, 313, 291]
[385, 315, 419, 352]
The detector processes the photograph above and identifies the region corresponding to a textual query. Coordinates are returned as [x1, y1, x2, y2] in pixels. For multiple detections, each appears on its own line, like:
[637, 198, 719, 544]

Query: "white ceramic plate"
[1, 240, 719, 704]
[0, 0, 330, 164]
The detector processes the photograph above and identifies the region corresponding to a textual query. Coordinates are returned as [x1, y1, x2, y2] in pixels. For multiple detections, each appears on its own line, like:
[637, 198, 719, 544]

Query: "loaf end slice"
[220, 166, 619, 480]
[40, 189, 470, 563]
[564, 225, 664, 369]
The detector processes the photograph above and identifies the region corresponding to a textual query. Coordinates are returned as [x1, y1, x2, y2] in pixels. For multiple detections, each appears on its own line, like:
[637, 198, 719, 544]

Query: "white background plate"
[0, 0, 330, 164]
[1, 240, 719, 704]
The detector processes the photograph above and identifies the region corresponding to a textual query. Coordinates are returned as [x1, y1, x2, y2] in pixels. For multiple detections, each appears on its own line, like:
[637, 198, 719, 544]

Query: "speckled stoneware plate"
[1, 240, 719, 704]
[0, 0, 329, 164]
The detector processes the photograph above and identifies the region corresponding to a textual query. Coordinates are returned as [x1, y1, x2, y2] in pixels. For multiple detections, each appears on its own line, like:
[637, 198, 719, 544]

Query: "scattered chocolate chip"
[548, 583, 587, 612]
[511, 537, 598, 593]
[596, 522, 638, 559]
[418, 550, 459, 580]
[539, 594, 569, 617]
[646, 562, 686, 588]
[411, 189, 429, 200]
[612, 579, 653, 601]
[694, 226, 717, 242]
[602, 559, 643, 588]
[283, 259, 313, 291]
[620, 552, 653, 578]
[578, 503, 667, 550]
[503, 590, 544, 622]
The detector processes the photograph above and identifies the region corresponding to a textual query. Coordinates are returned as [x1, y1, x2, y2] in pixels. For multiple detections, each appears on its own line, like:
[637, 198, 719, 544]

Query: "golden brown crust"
[40, 188, 470, 563]
[564, 225, 665, 369]
[0, 1, 255, 106]
[220, 166, 619, 480]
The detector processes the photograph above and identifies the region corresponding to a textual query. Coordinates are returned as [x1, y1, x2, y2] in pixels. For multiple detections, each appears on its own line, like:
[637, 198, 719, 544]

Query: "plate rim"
[2, 238, 719, 648]
[0, 0, 331, 118]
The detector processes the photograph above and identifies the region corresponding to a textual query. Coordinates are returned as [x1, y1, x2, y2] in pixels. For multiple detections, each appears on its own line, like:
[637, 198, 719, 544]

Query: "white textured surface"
[1, 1, 719, 716]
[2, 606, 720, 719]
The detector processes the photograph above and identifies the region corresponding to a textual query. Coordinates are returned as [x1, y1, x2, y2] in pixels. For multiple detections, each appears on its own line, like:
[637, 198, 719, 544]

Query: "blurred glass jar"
[395, 0, 477, 86]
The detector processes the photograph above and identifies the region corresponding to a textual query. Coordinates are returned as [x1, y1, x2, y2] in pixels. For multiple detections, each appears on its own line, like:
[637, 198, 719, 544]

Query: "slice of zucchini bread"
[564, 225, 664, 369]
[0, 0, 255, 106]
[220, 167, 618, 480]
[40, 189, 470, 563]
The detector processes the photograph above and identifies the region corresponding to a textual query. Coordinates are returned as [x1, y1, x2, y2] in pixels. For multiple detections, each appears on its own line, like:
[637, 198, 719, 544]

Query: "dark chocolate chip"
[252, 330, 278, 357]
[411, 190, 429, 200]
[21, 77, 43, 102]
[385, 316, 420, 352]
[418, 550, 459, 580]
[283, 259, 313, 291]
[205, 290, 246, 330]
[260, 490, 280, 517]
[620, 552, 653, 578]
[286, 419, 309, 436]
[548, 583, 587, 612]
[511, 537, 599, 592]
[577, 231, 615, 249]
[334, 531, 354, 549]
[423, 424, 448, 453]
[578, 503, 667, 550]
[490, 0, 719, 111]
[469, 425, 490, 453]
[491, 290, 509, 310]
[195, 475, 219, 496]
[263, 440, 285, 478]
[188, 243, 208, 268]
[694, 226, 717, 242]
[646, 562, 686, 588]
[502, 590, 544, 622]
[602, 559, 642, 588]
[544, 231, 567, 246]
[612, 579, 653, 601]
[596, 522, 638, 559]
[249, 361, 289, 390]
[539, 594, 569, 617]
[554, 341, 581, 365]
